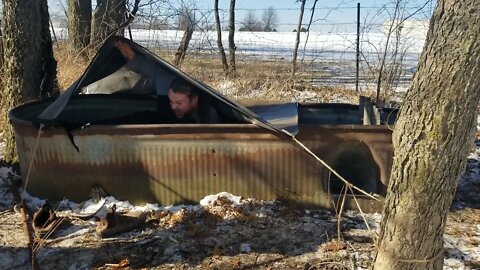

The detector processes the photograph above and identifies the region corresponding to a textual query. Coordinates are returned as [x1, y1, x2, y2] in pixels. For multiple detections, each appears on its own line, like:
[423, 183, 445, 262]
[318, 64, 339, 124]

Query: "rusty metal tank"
[10, 94, 395, 212]
[9, 36, 397, 212]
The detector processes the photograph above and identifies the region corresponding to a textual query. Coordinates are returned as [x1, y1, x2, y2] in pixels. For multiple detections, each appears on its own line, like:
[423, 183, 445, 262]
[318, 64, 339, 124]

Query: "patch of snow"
[477, 115, 480, 131]
[136, 202, 163, 212]
[0, 140, 4, 160]
[293, 90, 317, 102]
[0, 187, 15, 209]
[444, 258, 467, 270]
[200, 192, 243, 206]
[0, 166, 15, 209]
[104, 196, 134, 209]
[0, 165, 12, 181]
[162, 204, 200, 213]
[20, 189, 45, 210]
[0, 249, 29, 269]
[70, 198, 106, 216]
[240, 243, 252, 253]
[329, 93, 353, 103]
[163, 246, 183, 262]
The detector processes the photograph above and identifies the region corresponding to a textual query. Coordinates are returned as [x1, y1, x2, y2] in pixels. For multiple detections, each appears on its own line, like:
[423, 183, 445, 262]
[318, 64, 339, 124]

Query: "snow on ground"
[0, 163, 15, 210]
[0, 122, 479, 269]
[0, 142, 479, 269]
[0, 140, 4, 160]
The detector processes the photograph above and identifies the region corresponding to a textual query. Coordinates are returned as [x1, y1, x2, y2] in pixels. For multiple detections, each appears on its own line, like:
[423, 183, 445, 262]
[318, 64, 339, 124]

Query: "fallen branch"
[8, 173, 38, 269]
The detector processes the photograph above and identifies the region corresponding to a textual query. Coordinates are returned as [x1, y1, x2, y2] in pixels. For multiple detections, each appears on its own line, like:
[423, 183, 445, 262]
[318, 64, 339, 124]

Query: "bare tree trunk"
[40, 1, 60, 100]
[90, 0, 126, 50]
[384, 25, 405, 94]
[373, 1, 480, 269]
[375, 1, 400, 104]
[291, 0, 305, 76]
[228, 0, 236, 76]
[67, 0, 92, 56]
[214, 0, 228, 73]
[301, 0, 318, 62]
[173, 23, 194, 67]
[1, 0, 57, 163]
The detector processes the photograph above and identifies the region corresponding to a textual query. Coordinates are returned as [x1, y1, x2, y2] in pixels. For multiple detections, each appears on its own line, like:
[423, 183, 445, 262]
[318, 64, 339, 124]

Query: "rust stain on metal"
[13, 121, 392, 212]
[9, 38, 396, 213]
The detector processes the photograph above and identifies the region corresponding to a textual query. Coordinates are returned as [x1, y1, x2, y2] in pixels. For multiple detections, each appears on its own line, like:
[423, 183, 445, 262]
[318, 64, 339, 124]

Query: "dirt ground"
[0, 142, 480, 270]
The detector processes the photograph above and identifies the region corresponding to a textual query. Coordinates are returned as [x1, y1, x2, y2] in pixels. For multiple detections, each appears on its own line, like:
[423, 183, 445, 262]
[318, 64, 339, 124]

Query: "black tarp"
[37, 36, 297, 136]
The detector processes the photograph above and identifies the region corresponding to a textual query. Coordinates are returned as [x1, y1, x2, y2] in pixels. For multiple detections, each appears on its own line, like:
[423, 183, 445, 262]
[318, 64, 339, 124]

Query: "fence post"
[356, 2, 360, 92]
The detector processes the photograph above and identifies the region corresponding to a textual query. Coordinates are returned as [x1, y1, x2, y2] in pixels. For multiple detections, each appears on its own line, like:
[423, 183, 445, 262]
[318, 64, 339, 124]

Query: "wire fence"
[51, 3, 433, 93]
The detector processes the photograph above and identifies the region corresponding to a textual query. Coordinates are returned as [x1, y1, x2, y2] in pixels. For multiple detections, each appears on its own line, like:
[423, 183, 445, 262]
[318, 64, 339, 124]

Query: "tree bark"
[228, 0, 236, 76]
[67, 0, 92, 56]
[373, 1, 480, 269]
[0, 26, 3, 68]
[1, 0, 57, 163]
[214, 0, 229, 73]
[291, 0, 305, 76]
[90, 0, 126, 50]
[173, 23, 194, 67]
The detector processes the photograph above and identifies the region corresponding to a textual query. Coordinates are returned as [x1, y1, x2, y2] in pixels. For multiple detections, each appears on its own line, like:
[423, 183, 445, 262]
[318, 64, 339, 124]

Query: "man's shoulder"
[207, 106, 222, 124]
[196, 104, 222, 124]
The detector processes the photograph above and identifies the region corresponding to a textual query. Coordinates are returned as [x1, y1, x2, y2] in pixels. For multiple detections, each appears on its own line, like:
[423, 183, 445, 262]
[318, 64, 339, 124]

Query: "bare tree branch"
[214, 0, 229, 72]
[291, 0, 306, 76]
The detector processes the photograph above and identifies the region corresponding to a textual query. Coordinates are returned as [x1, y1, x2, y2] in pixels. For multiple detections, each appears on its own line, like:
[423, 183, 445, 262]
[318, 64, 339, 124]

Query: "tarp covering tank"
[37, 36, 299, 135]
[9, 36, 397, 212]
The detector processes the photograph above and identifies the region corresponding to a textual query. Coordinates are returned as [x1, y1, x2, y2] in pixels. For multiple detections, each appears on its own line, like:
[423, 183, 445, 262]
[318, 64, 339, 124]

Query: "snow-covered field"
[52, 27, 426, 92]
[54, 28, 426, 62]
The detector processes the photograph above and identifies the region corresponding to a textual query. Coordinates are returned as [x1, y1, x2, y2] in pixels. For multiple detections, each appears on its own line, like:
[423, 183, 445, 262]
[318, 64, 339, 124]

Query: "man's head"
[168, 78, 199, 119]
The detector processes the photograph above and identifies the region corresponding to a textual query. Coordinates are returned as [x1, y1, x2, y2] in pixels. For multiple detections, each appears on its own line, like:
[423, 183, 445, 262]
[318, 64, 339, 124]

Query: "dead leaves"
[150, 209, 192, 228]
[322, 240, 347, 252]
[207, 196, 258, 222]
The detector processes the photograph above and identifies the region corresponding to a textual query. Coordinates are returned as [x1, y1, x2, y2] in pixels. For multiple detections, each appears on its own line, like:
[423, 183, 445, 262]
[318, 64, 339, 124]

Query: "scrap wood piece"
[8, 177, 38, 269]
[104, 258, 130, 269]
[17, 200, 38, 269]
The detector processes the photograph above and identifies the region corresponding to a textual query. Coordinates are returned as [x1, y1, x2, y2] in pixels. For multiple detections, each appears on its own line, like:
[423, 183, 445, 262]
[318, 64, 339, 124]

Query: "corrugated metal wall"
[14, 123, 392, 211]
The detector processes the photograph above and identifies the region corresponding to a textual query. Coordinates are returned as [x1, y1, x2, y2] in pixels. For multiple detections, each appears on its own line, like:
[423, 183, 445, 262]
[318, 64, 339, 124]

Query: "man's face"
[168, 89, 198, 119]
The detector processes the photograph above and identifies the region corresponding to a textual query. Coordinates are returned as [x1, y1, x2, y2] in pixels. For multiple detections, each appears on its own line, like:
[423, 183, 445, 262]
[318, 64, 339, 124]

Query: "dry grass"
[54, 41, 368, 104]
[54, 42, 91, 90]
